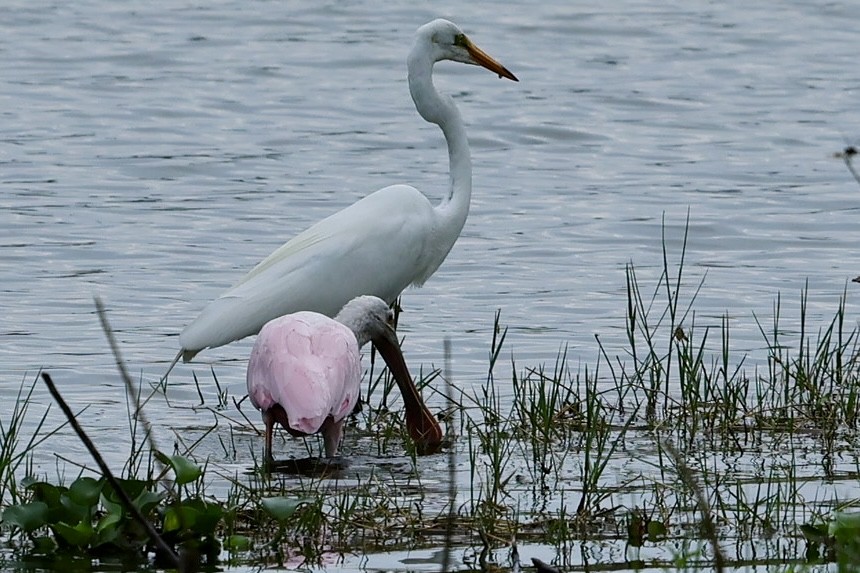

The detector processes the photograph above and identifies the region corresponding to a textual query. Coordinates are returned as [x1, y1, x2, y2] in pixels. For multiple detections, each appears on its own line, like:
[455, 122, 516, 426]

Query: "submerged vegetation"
[2, 225, 860, 573]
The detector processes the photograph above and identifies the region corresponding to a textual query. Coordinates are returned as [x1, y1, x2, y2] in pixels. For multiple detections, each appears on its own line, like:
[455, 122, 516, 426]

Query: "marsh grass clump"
[755, 289, 860, 433]
[0, 376, 65, 509]
[604, 219, 860, 445]
[510, 348, 584, 496]
[4, 225, 860, 572]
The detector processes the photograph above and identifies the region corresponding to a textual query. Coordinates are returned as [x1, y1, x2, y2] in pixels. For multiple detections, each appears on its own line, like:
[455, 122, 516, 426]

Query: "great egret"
[246, 295, 442, 462]
[165, 19, 517, 379]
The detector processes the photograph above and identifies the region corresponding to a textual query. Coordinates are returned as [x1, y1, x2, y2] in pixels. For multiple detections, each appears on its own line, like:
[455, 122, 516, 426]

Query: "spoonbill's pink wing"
[247, 311, 361, 435]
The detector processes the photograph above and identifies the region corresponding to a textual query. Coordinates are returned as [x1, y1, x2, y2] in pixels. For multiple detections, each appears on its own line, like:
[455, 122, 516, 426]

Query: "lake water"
[1, 0, 859, 570]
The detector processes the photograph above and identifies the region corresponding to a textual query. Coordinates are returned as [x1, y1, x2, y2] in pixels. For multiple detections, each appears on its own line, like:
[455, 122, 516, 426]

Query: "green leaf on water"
[626, 512, 644, 547]
[132, 489, 165, 516]
[830, 512, 860, 569]
[647, 519, 668, 540]
[95, 508, 122, 534]
[25, 481, 65, 507]
[31, 535, 57, 554]
[52, 520, 93, 547]
[68, 476, 103, 508]
[20, 476, 39, 489]
[2, 501, 49, 533]
[260, 496, 312, 523]
[830, 511, 860, 533]
[57, 494, 90, 524]
[100, 492, 122, 517]
[801, 522, 830, 543]
[104, 478, 151, 505]
[155, 451, 202, 485]
[23, 481, 85, 526]
[224, 534, 251, 551]
[93, 522, 120, 549]
[162, 505, 185, 533]
[183, 498, 224, 535]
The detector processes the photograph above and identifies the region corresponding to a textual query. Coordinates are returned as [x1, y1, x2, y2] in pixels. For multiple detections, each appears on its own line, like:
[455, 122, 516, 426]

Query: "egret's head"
[416, 19, 518, 81]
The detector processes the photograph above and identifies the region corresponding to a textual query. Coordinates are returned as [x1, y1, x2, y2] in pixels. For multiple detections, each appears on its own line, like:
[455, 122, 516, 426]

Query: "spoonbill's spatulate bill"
[163, 19, 517, 380]
[246, 295, 443, 462]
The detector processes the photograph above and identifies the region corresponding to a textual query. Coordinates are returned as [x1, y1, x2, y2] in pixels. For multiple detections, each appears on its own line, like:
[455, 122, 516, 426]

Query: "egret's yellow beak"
[465, 38, 519, 82]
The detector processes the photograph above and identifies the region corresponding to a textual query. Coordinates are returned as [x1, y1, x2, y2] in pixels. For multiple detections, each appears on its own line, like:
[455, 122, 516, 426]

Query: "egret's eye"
[454, 33, 468, 48]
[386, 310, 396, 327]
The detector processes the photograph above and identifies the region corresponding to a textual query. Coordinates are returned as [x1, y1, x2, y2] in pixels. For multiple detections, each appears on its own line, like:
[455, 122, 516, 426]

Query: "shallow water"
[1, 0, 859, 571]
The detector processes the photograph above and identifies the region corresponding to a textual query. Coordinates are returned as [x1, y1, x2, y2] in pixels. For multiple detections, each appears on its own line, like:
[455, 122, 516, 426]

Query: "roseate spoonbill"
[246, 295, 442, 462]
[162, 20, 517, 380]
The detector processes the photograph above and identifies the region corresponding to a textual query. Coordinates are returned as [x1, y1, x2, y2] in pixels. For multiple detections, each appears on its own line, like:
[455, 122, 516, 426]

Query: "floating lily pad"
[2, 501, 50, 533]
[155, 451, 202, 485]
[52, 520, 93, 547]
[224, 534, 251, 552]
[68, 476, 103, 508]
[260, 496, 313, 523]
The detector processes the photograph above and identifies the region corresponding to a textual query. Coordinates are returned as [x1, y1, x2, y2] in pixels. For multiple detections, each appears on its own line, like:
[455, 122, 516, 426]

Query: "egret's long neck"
[407, 49, 472, 231]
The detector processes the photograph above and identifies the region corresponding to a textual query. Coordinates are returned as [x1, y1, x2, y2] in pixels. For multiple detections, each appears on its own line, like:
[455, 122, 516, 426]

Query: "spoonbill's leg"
[323, 418, 344, 458]
[262, 409, 276, 466]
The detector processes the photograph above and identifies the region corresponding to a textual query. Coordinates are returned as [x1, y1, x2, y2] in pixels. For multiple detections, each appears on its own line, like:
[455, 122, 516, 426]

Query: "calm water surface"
[1, 0, 858, 570]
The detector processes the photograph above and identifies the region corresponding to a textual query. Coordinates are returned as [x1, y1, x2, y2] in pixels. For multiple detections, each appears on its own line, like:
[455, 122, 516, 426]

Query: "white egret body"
[166, 20, 517, 378]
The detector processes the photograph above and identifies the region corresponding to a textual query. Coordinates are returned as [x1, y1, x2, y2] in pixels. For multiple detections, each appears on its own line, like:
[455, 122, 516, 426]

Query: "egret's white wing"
[179, 184, 437, 353]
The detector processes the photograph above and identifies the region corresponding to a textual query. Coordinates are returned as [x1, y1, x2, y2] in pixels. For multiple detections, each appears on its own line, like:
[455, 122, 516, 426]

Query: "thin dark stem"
[661, 440, 725, 573]
[845, 156, 860, 186]
[840, 147, 860, 186]
[441, 337, 456, 573]
[94, 297, 166, 476]
[40, 372, 181, 570]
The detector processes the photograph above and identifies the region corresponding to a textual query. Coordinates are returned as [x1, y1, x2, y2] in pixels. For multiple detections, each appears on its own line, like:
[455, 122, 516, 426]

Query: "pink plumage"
[245, 295, 442, 464]
[247, 311, 361, 457]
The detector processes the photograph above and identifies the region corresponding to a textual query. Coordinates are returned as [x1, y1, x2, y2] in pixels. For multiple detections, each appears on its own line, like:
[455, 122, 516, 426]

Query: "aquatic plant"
[0, 376, 62, 508]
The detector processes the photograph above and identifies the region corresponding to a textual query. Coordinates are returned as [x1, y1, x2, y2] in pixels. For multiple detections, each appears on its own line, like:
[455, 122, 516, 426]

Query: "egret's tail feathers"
[182, 348, 200, 363]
